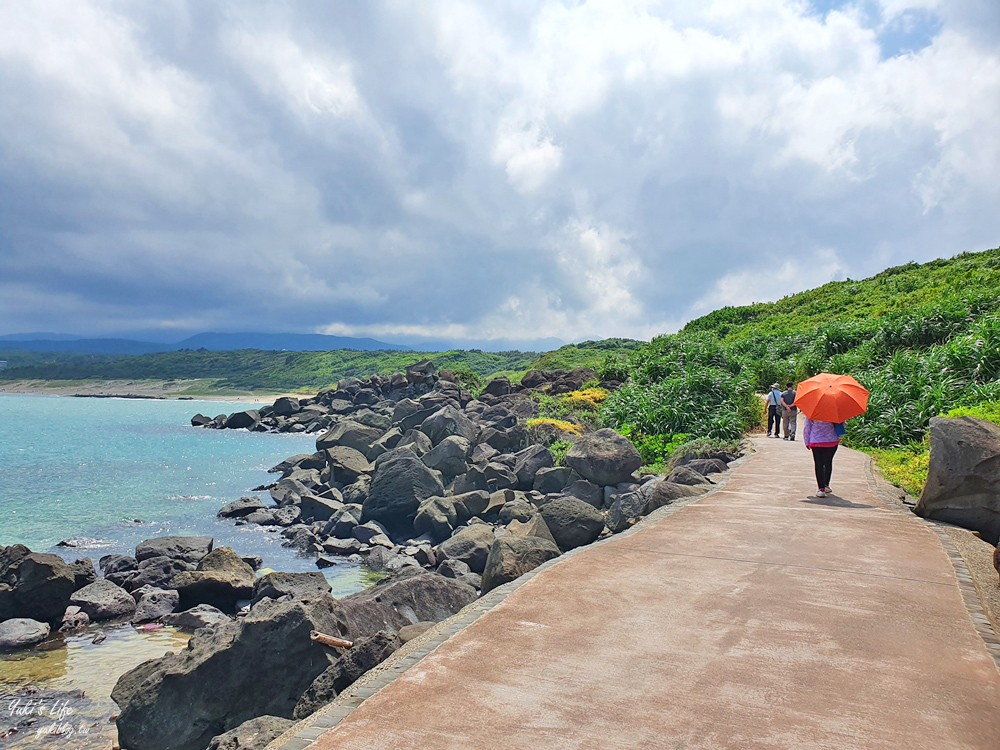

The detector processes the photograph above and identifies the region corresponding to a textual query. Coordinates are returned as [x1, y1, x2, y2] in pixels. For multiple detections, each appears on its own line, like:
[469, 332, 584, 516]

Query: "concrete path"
[295, 437, 1000, 750]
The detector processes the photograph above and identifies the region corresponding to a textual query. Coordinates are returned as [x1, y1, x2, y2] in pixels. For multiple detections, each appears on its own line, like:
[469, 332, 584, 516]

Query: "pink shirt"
[802, 417, 840, 448]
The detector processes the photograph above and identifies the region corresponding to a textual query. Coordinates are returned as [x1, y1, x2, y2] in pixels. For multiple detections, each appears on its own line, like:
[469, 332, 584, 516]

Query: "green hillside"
[599, 246, 1000, 479]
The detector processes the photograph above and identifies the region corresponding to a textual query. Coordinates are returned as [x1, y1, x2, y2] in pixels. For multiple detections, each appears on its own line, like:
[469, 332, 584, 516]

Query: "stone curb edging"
[862, 454, 1000, 674]
[267, 457, 745, 750]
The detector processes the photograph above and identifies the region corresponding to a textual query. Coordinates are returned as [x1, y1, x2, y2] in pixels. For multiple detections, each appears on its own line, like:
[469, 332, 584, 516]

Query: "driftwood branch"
[310, 630, 353, 649]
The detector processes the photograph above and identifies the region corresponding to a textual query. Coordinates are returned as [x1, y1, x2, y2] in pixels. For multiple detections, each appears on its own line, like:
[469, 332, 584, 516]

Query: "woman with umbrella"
[795, 374, 869, 498]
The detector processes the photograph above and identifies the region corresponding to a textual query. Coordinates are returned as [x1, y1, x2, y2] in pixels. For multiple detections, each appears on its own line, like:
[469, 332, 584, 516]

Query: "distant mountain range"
[0, 332, 409, 355]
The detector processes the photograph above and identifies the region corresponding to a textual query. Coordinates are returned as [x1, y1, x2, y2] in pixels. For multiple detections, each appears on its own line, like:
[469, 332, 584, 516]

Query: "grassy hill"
[598, 246, 1000, 481]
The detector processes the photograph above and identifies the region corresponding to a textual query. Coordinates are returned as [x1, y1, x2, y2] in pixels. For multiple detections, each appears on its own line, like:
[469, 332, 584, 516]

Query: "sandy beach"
[0, 379, 305, 402]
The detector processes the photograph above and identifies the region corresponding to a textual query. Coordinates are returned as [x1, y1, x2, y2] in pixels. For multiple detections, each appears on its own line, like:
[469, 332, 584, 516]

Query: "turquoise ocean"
[0, 393, 368, 595]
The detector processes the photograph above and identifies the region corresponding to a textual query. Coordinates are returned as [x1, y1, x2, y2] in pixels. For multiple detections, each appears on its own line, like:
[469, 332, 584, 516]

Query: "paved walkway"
[289, 437, 1000, 750]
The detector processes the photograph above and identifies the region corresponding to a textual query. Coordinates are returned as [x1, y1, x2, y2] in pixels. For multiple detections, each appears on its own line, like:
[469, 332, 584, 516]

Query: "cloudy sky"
[1, 0, 998, 348]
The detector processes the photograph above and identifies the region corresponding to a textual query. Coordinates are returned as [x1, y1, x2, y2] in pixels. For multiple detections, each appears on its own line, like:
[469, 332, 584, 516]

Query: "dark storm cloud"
[0, 0, 997, 344]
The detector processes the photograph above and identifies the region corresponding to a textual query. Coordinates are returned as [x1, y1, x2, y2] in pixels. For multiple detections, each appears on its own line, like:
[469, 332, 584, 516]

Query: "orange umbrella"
[793, 373, 869, 422]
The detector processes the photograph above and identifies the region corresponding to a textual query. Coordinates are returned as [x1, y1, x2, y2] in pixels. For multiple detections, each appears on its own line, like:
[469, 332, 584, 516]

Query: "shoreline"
[0, 379, 305, 403]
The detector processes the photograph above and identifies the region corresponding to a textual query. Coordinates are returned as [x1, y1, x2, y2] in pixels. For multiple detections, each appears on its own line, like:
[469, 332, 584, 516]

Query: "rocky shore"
[2, 359, 743, 750]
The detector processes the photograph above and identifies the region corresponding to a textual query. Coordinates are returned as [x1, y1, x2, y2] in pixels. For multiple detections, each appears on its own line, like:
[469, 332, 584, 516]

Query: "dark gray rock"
[133, 588, 180, 623]
[506, 514, 559, 547]
[363, 448, 445, 537]
[451, 490, 491, 522]
[420, 405, 479, 446]
[69, 558, 97, 589]
[70, 579, 137, 621]
[397, 621, 435, 643]
[161, 604, 231, 630]
[172, 548, 256, 611]
[100, 554, 138, 576]
[436, 558, 471, 578]
[533, 466, 582, 494]
[471, 442, 500, 465]
[316, 420, 383, 456]
[514, 444, 554, 490]
[539, 497, 606, 551]
[413, 496, 458, 543]
[135, 536, 213, 565]
[113, 597, 342, 750]
[293, 631, 401, 718]
[485, 462, 518, 491]
[272, 396, 302, 416]
[217, 497, 267, 519]
[666, 465, 713, 485]
[352, 520, 391, 544]
[563, 479, 603, 508]
[225, 410, 260, 430]
[452, 465, 490, 494]
[0, 617, 51, 650]
[207, 715, 297, 750]
[324, 446, 372, 484]
[341, 477, 371, 506]
[332, 571, 476, 638]
[299, 494, 345, 523]
[481, 536, 561, 593]
[606, 480, 702, 533]
[0, 545, 77, 623]
[191, 413, 213, 427]
[498, 499, 536, 524]
[119, 556, 193, 592]
[436, 525, 495, 574]
[683, 458, 729, 476]
[251, 571, 331, 606]
[914, 416, 1000, 543]
[563, 428, 642, 485]
[421, 435, 471, 477]
[321, 538, 364, 556]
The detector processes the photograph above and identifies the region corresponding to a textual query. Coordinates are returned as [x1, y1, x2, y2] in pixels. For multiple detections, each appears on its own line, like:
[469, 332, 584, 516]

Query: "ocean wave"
[166, 494, 214, 501]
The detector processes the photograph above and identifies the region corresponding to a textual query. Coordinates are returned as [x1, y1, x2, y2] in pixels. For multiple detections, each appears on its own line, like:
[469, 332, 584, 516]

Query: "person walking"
[765, 383, 783, 438]
[802, 416, 841, 497]
[781, 382, 797, 441]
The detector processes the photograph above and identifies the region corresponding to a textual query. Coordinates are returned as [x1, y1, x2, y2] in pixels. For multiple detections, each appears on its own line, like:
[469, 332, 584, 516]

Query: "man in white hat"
[766, 383, 783, 438]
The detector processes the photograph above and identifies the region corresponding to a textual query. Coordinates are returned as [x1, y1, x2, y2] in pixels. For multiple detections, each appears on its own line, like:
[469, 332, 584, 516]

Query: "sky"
[1, 0, 998, 348]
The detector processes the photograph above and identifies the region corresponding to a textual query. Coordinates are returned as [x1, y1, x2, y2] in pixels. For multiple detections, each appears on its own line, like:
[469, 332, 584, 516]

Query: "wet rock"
[539, 497, 606, 551]
[481, 536, 561, 594]
[0, 617, 50, 650]
[207, 715, 297, 750]
[70, 579, 137, 621]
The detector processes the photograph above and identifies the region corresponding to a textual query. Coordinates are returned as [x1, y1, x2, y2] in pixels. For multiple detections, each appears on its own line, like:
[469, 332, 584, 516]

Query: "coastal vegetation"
[597, 246, 1000, 492]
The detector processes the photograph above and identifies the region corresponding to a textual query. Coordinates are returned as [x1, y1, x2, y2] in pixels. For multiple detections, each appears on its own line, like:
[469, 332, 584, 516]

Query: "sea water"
[0, 393, 370, 593]
[0, 394, 373, 748]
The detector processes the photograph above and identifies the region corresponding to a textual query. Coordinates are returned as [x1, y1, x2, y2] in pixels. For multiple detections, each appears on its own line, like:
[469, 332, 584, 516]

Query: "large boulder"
[122, 556, 194, 592]
[421, 435, 472, 478]
[436, 525, 496, 574]
[217, 497, 267, 519]
[293, 631, 401, 718]
[413, 496, 459, 543]
[539, 497, 606, 551]
[251, 571, 331, 606]
[0, 617, 50, 650]
[563, 428, 642, 485]
[69, 579, 137, 621]
[481, 536, 561, 594]
[207, 716, 297, 750]
[332, 571, 477, 637]
[113, 598, 343, 750]
[533, 467, 582, 494]
[0, 545, 77, 623]
[171, 547, 256, 611]
[272, 396, 302, 416]
[419, 406, 479, 447]
[299, 494, 345, 523]
[324, 446, 372, 484]
[225, 410, 260, 430]
[513, 445, 554, 490]
[135, 536, 213, 565]
[161, 604, 231, 631]
[606, 480, 702, 533]
[133, 588, 180, 623]
[914, 417, 1000, 543]
[315, 420, 383, 456]
[363, 448, 445, 537]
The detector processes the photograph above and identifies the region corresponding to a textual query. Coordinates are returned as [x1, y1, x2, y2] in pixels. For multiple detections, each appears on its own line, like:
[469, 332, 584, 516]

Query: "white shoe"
[815, 490, 827, 498]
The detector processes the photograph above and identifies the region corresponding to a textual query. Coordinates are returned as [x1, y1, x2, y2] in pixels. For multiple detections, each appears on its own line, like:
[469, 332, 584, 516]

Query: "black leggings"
[812, 445, 838, 489]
